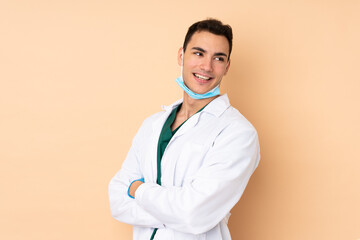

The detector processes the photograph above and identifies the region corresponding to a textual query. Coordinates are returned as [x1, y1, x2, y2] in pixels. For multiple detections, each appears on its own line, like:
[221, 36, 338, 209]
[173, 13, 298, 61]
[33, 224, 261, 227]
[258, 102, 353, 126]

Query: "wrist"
[127, 178, 144, 199]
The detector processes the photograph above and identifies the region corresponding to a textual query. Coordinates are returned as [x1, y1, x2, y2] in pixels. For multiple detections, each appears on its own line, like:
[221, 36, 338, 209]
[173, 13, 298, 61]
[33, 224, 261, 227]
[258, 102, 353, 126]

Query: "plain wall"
[1, 0, 359, 239]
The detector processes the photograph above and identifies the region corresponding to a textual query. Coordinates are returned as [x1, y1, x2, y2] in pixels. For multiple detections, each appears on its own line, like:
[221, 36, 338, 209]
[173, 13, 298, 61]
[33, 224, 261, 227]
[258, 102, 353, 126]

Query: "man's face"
[178, 31, 231, 95]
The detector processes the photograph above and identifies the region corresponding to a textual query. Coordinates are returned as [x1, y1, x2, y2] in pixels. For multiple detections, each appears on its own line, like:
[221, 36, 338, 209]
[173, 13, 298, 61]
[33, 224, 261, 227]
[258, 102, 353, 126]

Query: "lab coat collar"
[161, 94, 230, 118]
[202, 94, 230, 118]
[161, 98, 183, 113]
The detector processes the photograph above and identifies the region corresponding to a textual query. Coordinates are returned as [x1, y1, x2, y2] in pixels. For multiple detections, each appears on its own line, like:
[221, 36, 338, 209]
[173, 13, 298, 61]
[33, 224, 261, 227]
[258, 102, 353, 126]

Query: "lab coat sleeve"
[108, 117, 164, 228]
[134, 122, 260, 234]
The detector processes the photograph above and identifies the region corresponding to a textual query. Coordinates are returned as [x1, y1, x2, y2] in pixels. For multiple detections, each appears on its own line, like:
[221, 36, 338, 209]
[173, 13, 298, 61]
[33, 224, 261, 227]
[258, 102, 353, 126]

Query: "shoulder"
[212, 106, 259, 153]
[216, 106, 260, 158]
[142, 111, 164, 125]
[203, 94, 257, 132]
[130, 110, 165, 147]
[221, 106, 257, 133]
[140, 99, 182, 128]
[135, 110, 164, 135]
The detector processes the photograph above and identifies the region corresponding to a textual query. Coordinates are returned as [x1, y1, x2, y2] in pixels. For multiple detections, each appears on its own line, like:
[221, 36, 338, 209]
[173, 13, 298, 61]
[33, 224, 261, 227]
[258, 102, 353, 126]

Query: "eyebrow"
[191, 47, 228, 58]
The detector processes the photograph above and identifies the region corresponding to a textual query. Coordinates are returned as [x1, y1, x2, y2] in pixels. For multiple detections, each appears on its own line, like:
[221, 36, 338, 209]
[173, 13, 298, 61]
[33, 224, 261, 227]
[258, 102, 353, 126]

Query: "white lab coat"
[109, 94, 260, 240]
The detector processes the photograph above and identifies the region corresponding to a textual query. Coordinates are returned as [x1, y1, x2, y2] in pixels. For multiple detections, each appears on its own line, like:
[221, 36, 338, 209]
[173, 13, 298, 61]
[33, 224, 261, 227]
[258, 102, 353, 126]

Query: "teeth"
[195, 74, 210, 80]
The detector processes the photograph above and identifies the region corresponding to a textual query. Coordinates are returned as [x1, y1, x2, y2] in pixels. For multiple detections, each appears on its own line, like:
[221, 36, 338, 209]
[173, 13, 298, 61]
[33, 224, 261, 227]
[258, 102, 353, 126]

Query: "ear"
[224, 59, 231, 75]
[177, 47, 183, 66]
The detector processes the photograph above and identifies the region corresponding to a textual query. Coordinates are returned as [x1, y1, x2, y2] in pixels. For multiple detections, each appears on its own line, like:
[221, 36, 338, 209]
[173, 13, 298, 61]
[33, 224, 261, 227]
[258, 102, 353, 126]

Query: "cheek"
[184, 57, 200, 68]
[214, 65, 227, 76]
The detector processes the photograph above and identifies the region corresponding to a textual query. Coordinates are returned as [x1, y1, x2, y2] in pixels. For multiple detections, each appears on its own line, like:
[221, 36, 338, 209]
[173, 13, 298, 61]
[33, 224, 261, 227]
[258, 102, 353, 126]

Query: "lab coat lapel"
[148, 100, 182, 183]
[169, 94, 230, 142]
[150, 95, 230, 186]
[171, 112, 201, 139]
[148, 112, 169, 183]
[162, 113, 201, 186]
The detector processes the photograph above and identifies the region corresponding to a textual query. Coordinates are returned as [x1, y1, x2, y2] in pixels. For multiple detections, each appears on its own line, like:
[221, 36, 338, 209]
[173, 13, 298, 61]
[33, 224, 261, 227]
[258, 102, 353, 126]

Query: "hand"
[129, 180, 144, 198]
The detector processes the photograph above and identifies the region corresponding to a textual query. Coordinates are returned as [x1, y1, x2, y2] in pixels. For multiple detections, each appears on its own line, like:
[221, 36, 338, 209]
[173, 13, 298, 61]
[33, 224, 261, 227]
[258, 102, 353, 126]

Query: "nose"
[200, 57, 213, 72]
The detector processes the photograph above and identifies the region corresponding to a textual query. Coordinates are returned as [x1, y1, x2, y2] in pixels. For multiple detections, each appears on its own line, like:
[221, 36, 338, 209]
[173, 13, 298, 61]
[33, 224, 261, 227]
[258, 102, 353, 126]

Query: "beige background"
[1, 0, 359, 239]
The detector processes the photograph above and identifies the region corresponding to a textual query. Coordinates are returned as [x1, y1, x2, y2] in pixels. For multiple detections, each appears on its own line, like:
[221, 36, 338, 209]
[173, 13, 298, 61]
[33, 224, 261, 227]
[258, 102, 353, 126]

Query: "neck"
[180, 92, 219, 119]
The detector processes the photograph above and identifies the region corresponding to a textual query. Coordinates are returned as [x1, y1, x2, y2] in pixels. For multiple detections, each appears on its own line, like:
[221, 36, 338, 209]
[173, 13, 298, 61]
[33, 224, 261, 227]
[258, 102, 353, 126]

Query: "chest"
[140, 118, 222, 187]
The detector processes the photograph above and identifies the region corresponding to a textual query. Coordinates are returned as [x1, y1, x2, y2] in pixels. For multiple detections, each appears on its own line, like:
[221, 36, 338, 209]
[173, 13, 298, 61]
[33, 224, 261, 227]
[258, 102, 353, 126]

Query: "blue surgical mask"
[176, 50, 222, 100]
[175, 76, 220, 100]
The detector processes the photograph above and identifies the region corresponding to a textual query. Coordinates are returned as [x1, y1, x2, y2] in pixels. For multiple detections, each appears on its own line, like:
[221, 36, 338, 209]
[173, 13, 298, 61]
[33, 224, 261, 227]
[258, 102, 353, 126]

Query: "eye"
[193, 52, 203, 56]
[214, 56, 225, 62]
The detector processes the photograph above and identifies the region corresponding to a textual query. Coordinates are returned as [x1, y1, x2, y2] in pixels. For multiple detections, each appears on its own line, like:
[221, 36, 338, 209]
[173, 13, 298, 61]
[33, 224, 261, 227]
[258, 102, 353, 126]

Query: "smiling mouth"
[193, 73, 213, 81]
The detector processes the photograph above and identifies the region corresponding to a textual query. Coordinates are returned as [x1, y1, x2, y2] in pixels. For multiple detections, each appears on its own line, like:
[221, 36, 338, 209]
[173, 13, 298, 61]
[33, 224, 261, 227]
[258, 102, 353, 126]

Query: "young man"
[109, 19, 260, 240]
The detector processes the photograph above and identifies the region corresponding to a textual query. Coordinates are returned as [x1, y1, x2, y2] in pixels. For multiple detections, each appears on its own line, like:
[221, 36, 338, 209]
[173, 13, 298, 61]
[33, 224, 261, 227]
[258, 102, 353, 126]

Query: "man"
[109, 19, 260, 240]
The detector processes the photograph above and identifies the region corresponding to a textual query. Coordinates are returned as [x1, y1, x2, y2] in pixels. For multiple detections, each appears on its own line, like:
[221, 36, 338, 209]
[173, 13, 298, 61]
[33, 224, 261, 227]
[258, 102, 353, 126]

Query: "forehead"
[187, 31, 229, 54]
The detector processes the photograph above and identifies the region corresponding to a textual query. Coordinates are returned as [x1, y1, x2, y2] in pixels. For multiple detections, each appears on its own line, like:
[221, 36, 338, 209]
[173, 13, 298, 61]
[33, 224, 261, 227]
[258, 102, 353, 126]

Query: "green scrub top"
[156, 103, 184, 185]
[150, 103, 207, 240]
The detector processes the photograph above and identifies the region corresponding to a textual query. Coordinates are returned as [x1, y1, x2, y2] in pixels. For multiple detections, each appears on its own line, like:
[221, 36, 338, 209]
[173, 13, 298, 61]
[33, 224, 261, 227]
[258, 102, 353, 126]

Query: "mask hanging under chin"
[175, 76, 220, 100]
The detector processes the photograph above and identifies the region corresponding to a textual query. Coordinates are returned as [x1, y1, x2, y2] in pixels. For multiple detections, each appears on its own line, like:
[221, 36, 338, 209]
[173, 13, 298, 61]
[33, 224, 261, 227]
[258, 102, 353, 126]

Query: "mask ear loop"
[181, 49, 184, 78]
